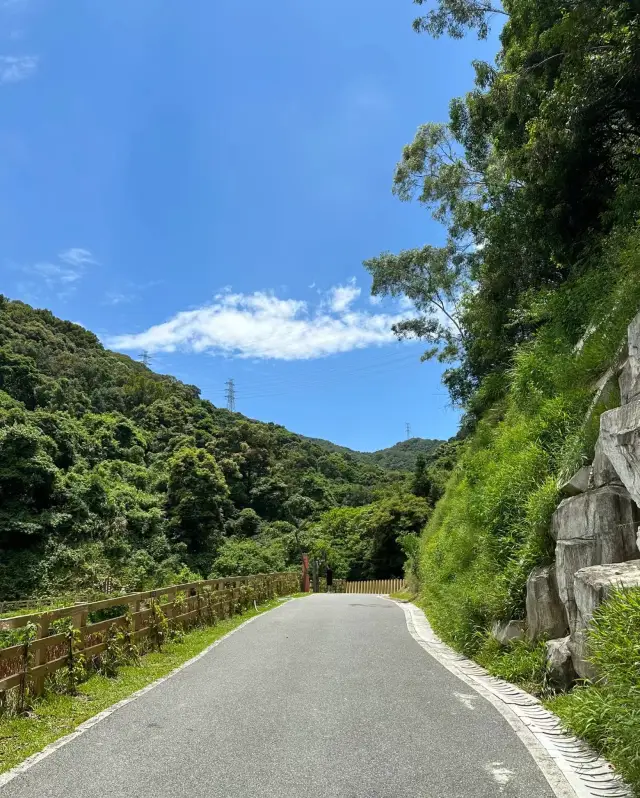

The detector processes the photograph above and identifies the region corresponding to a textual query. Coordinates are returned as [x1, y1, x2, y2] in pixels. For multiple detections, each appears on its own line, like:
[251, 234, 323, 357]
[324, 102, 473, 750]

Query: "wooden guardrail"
[343, 579, 406, 594]
[0, 572, 299, 697]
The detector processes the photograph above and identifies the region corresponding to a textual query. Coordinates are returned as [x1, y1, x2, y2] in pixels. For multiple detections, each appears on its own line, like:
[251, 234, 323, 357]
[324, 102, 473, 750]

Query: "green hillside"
[0, 297, 425, 599]
[304, 436, 443, 471]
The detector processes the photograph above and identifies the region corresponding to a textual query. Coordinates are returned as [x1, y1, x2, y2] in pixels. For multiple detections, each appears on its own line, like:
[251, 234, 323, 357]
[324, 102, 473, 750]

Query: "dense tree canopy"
[368, 0, 640, 414]
[0, 298, 418, 598]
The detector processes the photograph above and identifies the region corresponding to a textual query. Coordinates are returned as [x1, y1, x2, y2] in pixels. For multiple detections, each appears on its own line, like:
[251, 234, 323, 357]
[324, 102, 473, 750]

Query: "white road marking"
[486, 761, 515, 790]
[453, 691, 477, 710]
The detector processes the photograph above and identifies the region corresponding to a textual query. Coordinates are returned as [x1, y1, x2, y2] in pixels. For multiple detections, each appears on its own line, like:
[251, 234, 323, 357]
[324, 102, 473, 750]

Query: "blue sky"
[0, 0, 499, 451]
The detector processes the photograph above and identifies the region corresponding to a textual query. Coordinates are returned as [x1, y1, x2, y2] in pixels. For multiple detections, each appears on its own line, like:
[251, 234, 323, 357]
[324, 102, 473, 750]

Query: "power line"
[212, 346, 422, 393]
[139, 350, 153, 367]
[224, 352, 427, 399]
[224, 378, 236, 412]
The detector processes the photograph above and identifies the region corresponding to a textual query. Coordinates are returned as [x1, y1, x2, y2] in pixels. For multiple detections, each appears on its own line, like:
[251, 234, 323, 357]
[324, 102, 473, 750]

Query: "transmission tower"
[139, 350, 152, 367]
[405, 422, 411, 440]
[225, 378, 236, 412]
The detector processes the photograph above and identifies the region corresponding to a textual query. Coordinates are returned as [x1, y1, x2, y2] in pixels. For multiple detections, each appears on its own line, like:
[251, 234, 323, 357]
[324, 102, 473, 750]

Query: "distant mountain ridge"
[303, 436, 444, 471]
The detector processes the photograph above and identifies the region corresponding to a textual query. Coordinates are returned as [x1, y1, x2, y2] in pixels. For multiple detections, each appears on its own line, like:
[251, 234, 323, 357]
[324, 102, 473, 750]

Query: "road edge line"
[0, 598, 295, 790]
[393, 600, 632, 798]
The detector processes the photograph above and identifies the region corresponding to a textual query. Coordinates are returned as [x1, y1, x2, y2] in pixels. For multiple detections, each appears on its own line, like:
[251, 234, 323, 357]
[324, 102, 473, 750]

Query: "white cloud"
[0, 54, 37, 84]
[369, 294, 383, 306]
[108, 284, 408, 361]
[59, 247, 96, 267]
[326, 278, 361, 313]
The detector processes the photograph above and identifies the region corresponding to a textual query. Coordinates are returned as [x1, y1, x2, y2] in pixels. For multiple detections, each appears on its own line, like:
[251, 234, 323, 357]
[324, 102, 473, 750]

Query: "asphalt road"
[1, 595, 557, 798]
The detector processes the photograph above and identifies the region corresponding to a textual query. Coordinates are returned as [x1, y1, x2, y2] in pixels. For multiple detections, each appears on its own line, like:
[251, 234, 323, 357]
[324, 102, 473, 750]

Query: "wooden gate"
[342, 579, 406, 594]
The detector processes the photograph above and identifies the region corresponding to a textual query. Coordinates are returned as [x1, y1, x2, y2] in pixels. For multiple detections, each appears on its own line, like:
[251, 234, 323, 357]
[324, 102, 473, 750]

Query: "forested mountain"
[0, 297, 428, 599]
[303, 436, 443, 471]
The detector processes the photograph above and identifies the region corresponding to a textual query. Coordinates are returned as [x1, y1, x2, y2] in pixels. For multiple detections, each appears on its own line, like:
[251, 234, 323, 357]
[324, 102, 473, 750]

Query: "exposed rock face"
[574, 560, 640, 628]
[491, 620, 525, 646]
[570, 560, 640, 678]
[559, 466, 591, 497]
[551, 485, 639, 550]
[525, 565, 567, 639]
[599, 399, 640, 506]
[546, 637, 575, 689]
[567, 633, 598, 681]
[619, 314, 640, 404]
[551, 486, 639, 631]
[524, 311, 640, 681]
[590, 438, 622, 489]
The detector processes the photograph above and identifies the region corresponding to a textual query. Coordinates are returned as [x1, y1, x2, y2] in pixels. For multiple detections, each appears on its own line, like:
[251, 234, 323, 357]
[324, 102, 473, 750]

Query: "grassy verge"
[389, 591, 416, 601]
[0, 595, 302, 774]
[418, 596, 553, 697]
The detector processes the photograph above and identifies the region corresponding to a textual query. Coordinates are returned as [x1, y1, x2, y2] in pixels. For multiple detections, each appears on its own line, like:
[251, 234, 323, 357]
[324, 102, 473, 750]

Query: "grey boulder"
[546, 637, 575, 689]
[559, 466, 591, 497]
[619, 312, 640, 404]
[590, 438, 622, 489]
[552, 486, 639, 630]
[491, 620, 525, 646]
[599, 398, 640, 506]
[571, 560, 640, 679]
[525, 565, 567, 640]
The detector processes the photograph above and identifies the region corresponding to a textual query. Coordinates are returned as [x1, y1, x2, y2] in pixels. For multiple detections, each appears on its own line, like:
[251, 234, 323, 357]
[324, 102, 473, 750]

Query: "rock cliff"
[514, 311, 640, 679]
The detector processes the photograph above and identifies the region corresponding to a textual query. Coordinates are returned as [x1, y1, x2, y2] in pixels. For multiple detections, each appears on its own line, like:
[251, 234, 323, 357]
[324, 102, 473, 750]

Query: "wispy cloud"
[59, 247, 96, 267]
[33, 261, 83, 284]
[103, 291, 134, 306]
[0, 54, 37, 84]
[108, 282, 408, 361]
[19, 247, 97, 292]
[326, 278, 361, 313]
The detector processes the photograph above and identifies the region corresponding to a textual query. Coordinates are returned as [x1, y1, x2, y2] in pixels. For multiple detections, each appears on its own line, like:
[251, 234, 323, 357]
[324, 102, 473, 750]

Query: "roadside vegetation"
[389, 591, 415, 602]
[0, 596, 297, 774]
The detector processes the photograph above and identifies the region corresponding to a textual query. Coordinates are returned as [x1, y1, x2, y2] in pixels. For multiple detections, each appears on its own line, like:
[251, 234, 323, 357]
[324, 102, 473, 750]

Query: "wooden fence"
[0, 572, 299, 698]
[342, 579, 406, 594]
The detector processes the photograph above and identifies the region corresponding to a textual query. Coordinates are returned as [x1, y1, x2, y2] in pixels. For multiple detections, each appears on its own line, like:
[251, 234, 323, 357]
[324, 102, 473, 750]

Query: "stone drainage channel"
[395, 600, 632, 798]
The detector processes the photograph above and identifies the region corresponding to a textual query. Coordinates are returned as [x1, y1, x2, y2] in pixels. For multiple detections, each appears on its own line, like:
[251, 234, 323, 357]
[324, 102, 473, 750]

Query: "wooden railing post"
[31, 614, 50, 697]
[71, 604, 88, 654]
[165, 588, 176, 628]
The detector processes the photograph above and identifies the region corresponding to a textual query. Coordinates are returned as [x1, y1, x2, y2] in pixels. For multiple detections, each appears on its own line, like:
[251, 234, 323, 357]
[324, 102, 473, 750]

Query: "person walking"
[326, 565, 333, 593]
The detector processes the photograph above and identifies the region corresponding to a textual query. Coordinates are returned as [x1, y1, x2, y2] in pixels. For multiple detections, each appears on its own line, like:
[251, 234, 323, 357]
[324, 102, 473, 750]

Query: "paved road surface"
[1, 595, 557, 797]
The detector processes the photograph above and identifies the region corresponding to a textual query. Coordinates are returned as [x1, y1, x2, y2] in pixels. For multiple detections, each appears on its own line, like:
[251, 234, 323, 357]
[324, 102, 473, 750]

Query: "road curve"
[0, 595, 558, 798]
